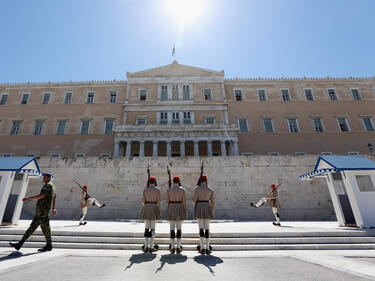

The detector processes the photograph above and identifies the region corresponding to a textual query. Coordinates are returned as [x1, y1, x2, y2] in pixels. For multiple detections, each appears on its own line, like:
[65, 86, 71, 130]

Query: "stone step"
[2, 241, 375, 251]
[2, 234, 375, 245]
[1, 229, 373, 238]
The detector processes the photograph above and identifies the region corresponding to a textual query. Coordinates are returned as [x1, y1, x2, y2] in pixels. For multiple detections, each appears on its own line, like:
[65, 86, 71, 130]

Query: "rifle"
[167, 165, 171, 188]
[197, 160, 205, 185]
[146, 162, 151, 187]
[266, 179, 287, 197]
[73, 180, 90, 199]
[250, 179, 287, 208]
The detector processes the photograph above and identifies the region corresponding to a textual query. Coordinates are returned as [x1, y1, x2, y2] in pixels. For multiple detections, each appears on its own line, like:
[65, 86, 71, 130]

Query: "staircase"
[1, 228, 375, 251]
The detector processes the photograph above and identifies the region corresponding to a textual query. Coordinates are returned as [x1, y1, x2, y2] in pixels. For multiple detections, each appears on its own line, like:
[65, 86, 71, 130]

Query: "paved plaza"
[0, 249, 375, 280]
[0, 220, 375, 280]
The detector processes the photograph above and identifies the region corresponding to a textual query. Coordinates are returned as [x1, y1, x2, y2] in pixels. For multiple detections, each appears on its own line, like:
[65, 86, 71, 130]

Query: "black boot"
[9, 241, 23, 251]
[38, 242, 52, 252]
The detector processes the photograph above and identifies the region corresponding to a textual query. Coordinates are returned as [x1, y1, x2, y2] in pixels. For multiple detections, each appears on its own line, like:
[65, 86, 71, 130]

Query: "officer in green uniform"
[9, 173, 57, 252]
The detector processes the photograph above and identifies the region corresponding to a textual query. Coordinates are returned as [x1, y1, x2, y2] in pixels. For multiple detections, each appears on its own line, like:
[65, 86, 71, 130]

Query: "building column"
[139, 141, 145, 157]
[232, 140, 239, 156]
[207, 140, 213, 157]
[221, 140, 227, 156]
[152, 141, 158, 157]
[166, 141, 172, 157]
[180, 141, 185, 157]
[126, 141, 132, 157]
[114, 141, 120, 157]
[193, 140, 199, 156]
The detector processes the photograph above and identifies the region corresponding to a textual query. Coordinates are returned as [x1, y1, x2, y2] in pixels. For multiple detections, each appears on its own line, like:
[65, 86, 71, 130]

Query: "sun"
[164, 0, 206, 26]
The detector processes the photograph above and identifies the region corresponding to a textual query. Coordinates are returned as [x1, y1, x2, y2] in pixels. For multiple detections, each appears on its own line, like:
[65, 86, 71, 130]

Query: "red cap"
[149, 176, 157, 182]
[270, 184, 276, 188]
[83, 185, 88, 188]
[173, 176, 180, 182]
[200, 174, 207, 182]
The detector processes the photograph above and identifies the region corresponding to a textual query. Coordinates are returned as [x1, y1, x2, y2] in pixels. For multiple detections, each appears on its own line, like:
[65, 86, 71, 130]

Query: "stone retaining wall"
[22, 156, 339, 221]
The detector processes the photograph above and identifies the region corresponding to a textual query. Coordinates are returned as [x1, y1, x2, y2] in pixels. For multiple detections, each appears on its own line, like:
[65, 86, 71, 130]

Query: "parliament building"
[0, 61, 374, 158]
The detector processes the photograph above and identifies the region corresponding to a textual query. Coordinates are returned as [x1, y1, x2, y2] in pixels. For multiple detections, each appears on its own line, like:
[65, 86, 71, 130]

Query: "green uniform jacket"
[36, 181, 56, 215]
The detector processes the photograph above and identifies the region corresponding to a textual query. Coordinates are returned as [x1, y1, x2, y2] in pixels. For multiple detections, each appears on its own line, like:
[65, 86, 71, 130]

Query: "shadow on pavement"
[0, 251, 41, 262]
[124, 252, 157, 271]
[193, 254, 224, 275]
[155, 253, 188, 273]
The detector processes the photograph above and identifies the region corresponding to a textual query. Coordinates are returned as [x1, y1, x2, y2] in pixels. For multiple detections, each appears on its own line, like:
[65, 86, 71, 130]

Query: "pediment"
[127, 61, 224, 78]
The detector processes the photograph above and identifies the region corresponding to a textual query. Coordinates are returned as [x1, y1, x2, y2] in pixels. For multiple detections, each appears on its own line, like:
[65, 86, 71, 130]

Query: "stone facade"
[22, 155, 337, 221]
[0, 61, 375, 157]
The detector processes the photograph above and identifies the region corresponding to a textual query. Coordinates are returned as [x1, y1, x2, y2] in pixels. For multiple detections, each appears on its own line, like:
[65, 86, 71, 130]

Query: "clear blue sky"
[0, 0, 374, 83]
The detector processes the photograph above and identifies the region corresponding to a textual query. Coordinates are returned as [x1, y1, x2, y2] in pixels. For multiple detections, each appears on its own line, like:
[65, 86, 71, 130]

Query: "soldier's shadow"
[124, 252, 157, 271]
[193, 254, 224, 276]
[155, 253, 188, 273]
[0, 251, 41, 262]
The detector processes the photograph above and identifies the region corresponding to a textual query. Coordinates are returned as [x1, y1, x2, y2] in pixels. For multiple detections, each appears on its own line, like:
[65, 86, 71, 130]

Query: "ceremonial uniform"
[267, 189, 281, 225]
[192, 177, 215, 254]
[79, 188, 105, 225]
[140, 177, 161, 252]
[10, 177, 56, 251]
[165, 180, 187, 253]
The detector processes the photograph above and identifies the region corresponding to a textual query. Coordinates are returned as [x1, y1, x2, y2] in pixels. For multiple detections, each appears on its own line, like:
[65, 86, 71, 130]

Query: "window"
[238, 119, 249, 133]
[64, 92, 73, 104]
[321, 152, 333, 156]
[26, 154, 36, 157]
[136, 118, 146, 125]
[50, 154, 61, 158]
[269, 152, 279, 156]
[33, 121, 44, 135]
[172, 112, 180, 124]
[160, 112, 168, 124]
[313, 118, 324, 132]
[295, 152, 306, 156]
[10, 121, 21, 135]
[281, 89, 290, 101]
[234, 90, 242, 101]
[20, 93, 30, 104]
[172, 85, 179, 100]
[328, 89, 337, 100]
[87, 92, 95, 103]
[337, 118, 350, 132]
[104, 120, 115, 134]
[80, 120, 90, 134]
[109, 91, 117, 103]
[75, 153, 86, 159]
[348, 151, 359, 156]
[204, 89, 212, 100]
[57, 121, 67, 135]
[263, 118, 274, 132]
[183, 112, 191, 124]
[362, 117, 374, 132]
[0, 94, 9, 105]
[100, 153, 111, 158]
[42, 93, 51, 104]
[2, 154, 12, 157]
[161, 85, 168, 100]
[205, 117, 215, 124]
[304, 89, 314, 101]
[288, 119, 299, 132]
[183, 85, 190, 100]
[351, 89, 361, 100]
[356, 175, 375, 192]
[139, 89, 147, 101]
[258, 89, 267, 101]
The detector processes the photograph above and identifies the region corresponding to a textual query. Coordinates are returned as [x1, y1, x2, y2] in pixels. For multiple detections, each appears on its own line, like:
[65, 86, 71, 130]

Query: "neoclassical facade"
[0, 61, 374, 157]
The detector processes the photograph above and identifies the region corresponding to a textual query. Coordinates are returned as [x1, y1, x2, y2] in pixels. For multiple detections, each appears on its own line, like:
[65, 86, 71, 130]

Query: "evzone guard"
[140, 176, 161, 252]
[78, 183, 106, 226]
[165, 175, 187, 253]
[193, 174, 215, 254]
[251, 182, 284, 226]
